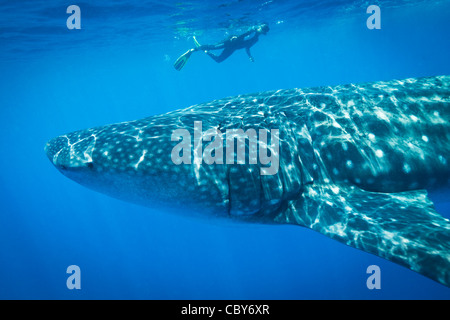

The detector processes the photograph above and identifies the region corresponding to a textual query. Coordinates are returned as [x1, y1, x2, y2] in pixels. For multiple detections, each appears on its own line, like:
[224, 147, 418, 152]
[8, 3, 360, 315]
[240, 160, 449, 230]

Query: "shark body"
[45, 75, 450, 287]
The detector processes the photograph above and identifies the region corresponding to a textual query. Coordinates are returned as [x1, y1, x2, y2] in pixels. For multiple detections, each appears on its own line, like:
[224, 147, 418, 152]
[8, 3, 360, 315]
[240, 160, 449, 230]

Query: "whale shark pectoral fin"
[279, 184, 450, 287]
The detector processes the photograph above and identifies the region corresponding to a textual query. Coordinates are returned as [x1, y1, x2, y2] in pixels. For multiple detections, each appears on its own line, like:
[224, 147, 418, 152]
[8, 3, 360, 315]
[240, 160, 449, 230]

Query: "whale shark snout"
[45, 136, 65, 166]
[45, 134, 95, 171]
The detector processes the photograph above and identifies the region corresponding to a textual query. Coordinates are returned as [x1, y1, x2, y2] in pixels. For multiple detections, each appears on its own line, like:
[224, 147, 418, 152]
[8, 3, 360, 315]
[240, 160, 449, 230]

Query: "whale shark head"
[44, 115, 232, 218]
[44, 104, 287, 221]
[45, 92, 302, 222]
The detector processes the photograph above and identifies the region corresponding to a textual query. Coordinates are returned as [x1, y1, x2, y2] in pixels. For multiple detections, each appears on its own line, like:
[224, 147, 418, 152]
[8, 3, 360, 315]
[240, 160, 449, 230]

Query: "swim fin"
[193, 36, 201, 48]
[174, 49, 193, 71]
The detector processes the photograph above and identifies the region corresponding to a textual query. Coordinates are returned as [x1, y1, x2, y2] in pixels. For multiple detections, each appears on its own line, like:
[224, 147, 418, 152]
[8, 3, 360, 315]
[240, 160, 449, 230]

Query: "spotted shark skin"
[45, 75, 450, 287]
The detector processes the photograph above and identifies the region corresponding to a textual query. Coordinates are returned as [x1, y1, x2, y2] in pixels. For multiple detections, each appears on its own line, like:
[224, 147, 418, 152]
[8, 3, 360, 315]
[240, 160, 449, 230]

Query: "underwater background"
[0, 0, 450, 299]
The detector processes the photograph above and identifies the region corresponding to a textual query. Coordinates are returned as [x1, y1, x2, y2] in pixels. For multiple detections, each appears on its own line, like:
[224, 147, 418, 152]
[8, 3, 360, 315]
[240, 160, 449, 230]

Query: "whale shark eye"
[87, 162, 94, 169]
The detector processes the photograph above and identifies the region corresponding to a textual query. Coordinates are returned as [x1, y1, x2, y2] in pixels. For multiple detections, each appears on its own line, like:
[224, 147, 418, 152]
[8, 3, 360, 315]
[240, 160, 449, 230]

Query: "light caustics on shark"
[45, 75, 450, 287]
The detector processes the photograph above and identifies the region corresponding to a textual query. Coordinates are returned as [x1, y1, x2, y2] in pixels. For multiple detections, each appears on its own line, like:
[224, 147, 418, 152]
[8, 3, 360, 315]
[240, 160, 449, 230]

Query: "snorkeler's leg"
[206, 48, 234, 63]
[194, 41, 226, 52]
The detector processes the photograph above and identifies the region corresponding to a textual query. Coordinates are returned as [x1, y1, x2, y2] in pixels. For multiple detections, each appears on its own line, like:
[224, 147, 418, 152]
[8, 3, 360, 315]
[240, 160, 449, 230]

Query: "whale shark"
[45, 75, 450, 287]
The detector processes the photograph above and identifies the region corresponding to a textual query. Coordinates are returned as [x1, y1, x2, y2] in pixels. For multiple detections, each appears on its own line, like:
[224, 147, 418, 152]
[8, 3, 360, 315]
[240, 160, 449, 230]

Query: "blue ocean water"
[0, 0, 450, 299]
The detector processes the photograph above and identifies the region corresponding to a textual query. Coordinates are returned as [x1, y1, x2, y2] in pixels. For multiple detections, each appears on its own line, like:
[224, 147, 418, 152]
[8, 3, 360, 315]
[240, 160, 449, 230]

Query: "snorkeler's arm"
[246, 47, 254, 62]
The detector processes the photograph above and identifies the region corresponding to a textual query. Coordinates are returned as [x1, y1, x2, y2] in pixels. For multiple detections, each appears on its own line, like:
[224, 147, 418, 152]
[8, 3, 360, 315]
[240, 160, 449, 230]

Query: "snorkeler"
[174, 23, 269, 71]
